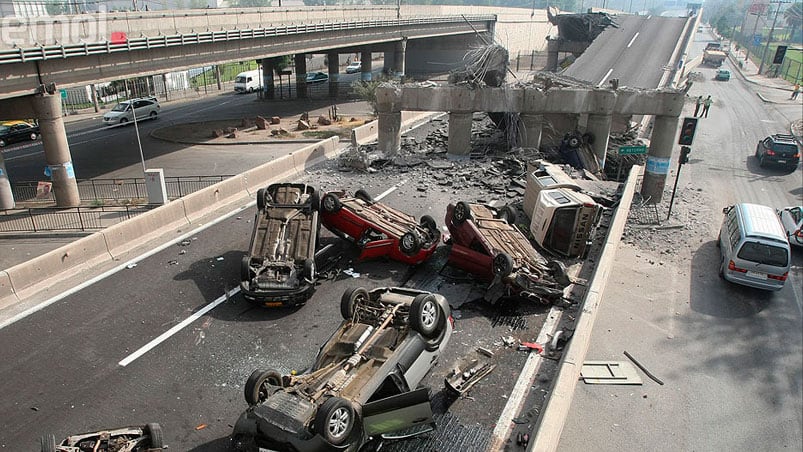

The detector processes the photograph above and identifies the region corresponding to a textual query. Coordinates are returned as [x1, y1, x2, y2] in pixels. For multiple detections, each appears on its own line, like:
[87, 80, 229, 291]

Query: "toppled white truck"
[702, 42, 727, 67]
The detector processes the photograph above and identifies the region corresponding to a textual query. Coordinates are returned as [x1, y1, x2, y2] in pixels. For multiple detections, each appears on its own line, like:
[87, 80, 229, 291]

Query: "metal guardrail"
[0, 205, 155, 232]
[10, 176, 231, 203]
[0, 15, 495, 65]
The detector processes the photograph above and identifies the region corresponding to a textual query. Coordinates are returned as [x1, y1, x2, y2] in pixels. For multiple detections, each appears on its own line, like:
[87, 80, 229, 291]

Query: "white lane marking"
[490, 306, 563, 449]
[119, 286, 241, 367]
[375, 179, 408, 201]
[598, 68, 614, 87]
[627, 32, 640, 48]
[0, 201, 253, 331]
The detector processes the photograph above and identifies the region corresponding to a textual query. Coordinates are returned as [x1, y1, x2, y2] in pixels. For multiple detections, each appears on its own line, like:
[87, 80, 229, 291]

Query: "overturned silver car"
[231, 286, 453, 451]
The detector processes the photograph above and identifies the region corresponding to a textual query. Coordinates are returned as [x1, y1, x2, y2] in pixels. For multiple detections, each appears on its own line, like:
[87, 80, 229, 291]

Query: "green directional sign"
[618, 145, 647, 155]
[59, 89, 67, 99]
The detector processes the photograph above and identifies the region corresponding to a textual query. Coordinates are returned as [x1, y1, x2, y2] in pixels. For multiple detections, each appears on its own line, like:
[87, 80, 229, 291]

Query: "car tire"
[40, 434, 57, 452]
[314, 397, 356, 446]
[146, 423, 164, 449]
[497, 205, 518, 225]
[244, 369, 282, 405]
[340, 287, 368, 320]
[29, 133, 38, 141]
[149, 111, 157, 120]
[399, 232, 422, 256]
[0, 139, 6, 147]
[256, 188, 270, 211]
[452, 201, 471, 224]
[303, 258, 315, 280]
[120, 118, 128, 124]
[759, 155, 766, 168]
[492, 253, 514, 277]
[354, 189, 374, 204]
[321, 193, 342, 213]
[309, 191, 320, 211]
[410, 294, 442, 338]
[241, 256, 253, 282]
[568, 136, 581, 148]
[419, 215, 440, 242]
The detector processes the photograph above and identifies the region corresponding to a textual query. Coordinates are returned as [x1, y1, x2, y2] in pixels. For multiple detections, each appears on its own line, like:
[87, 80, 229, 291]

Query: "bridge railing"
[0, 205, 155, 233]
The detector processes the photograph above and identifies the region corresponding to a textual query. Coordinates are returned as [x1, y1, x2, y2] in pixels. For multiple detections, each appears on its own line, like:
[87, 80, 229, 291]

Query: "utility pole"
[758, 0, 789, 75]
[744, 9, 763, 67]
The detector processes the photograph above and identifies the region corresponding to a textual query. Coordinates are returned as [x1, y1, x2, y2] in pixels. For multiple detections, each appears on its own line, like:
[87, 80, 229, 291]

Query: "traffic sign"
[618, 145, 647, 155]
[59, 89, 67, 99]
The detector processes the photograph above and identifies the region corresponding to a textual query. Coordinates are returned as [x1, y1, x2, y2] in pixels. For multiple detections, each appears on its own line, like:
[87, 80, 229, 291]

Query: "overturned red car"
[319, 189, 440, 265]
[444, 201, 570, 304]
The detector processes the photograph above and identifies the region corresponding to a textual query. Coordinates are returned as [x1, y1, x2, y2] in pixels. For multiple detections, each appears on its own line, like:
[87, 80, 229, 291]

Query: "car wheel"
[452, 201, 471, 224]
[759, 155, 766, 168]
[354, 189, 374, 204]
[120, 117, 128, 124]
[419, 215, 440, 242]
[303, 258, 315, 280]
[29, 132, 38, 141]
[314, 397, 356, 446]
[399, 231, 422, 256]
[40, 434, 56, 452]
[547, 260, 571, 287]
[256, 188, 269, 211]
[309, 191, 320, 211]
[244, 369, 282, 405]
[149, 111, 157, 120]
[492, 253, 514, 277]
[0, 139, 6, 147]
[568, 136, 581, 148]
[321, 193, 342, 213]
[719, 260, 725, 279]
[340, 287, 368, 319]
[497, 205, 518, 225]
[241, 256, 253, 282]
[146, 423, 164, 449]
[410, 294, 442, 338]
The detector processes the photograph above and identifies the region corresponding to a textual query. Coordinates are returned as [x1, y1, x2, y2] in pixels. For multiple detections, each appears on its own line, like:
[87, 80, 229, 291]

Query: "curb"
[529, 164, 642, 452]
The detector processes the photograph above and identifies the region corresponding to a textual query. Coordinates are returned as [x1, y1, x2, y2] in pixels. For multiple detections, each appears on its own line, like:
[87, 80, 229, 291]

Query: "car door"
[361, 388, 435, 438]
[11, 124, 28, 143]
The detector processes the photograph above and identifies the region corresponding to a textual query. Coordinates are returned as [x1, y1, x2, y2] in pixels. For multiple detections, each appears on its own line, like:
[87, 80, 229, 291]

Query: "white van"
[718, 203, 790, 291]
[523, 160, 582, 216]
[234, 70, 261, 93]
[530, 188, 602, 258]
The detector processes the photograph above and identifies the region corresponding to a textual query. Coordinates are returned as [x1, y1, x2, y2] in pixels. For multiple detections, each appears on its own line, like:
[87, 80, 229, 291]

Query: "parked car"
[319, 189, 440, 265]
[231, 286, 453, 452]
[0, 120, 39, 147]
[345, 61, 362, 74]
[102, 97, 160, 125]
[305, 72, 329, 84]
[41, 423, 163, 452]
[444, 201, 570, 304]
[715, 69, 731, 81]
[240, 183, 321, 307]
[755, 133, 800, 170]
[778, 206, 803, 247]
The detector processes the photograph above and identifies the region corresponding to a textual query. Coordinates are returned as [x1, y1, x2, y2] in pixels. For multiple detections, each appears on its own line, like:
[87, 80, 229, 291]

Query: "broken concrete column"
[31, 92, 80, 207]
[377, 111, 401, 155]
[586, 113, 612, 169]
[641, 114, 679, 204]
[519, 113, 544, 149]
[393, 39, 407, 77]
[448, 112, 472, 156]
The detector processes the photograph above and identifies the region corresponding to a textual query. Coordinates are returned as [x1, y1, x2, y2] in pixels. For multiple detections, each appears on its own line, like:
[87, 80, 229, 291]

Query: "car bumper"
[240, 282, 315, 307]
[722, 270, 785, 291]
[232, 406, 341, 452]
[763, 156, 800, 168]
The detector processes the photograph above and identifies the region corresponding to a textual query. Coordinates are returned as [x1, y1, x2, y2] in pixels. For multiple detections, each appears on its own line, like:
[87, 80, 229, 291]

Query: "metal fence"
[0, 205, 155, 233]
[10, 175, 231, 204]
[735, 40, 803, 83]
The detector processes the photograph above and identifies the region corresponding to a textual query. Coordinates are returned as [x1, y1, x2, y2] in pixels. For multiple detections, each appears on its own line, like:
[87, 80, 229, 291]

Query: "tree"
[784, 2, 802, 41]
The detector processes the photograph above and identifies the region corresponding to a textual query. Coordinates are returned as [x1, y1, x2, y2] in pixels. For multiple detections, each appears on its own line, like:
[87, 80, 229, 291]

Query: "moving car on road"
[0, 120, 39, 147]
[305, 72, 329, 84]
[715, 69, 731, 81]
[755, 133, 800, 170]
[102, 97, 160, 125]
[778, 206, 803, 247]
[41, 423, 163, 452]
[345, 61, 362, 74]
[445, 201, 570, 304]
[319, 189, 440, 265]
[240, 183, 321, 307]
[231, 286, 453, 452]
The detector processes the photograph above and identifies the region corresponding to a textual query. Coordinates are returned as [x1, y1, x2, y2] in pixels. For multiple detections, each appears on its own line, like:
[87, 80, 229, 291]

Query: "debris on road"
[580, 361, 642, 385]
[624, 350, 664, 385]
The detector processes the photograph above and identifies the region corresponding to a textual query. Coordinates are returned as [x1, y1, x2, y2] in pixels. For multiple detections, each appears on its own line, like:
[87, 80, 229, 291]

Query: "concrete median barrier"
[102, 199, 190, 259]
[0, 271, 18, 311]
[182, 175, 248, 223]
[5, 233, 114, 301]
[292, 138, 339, 174]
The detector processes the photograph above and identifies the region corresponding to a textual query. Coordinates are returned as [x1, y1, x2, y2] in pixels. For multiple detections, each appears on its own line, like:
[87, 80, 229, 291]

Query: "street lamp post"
[758, 0, 790, 75]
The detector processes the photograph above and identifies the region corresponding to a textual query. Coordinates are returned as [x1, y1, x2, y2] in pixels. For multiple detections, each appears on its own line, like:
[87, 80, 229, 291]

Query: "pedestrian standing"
[791, 83, 801, 100]
[702, 95, 712, 118]
[693, 95, 703, 117]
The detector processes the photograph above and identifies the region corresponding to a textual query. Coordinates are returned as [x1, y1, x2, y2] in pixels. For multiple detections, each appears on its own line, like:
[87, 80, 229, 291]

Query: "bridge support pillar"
[327, 51, 339, 98]
[31, 93, 80, 207]
[361, 51, 372, 81]
[586, 113, 612, 169]
[0, 153, 13, 209]
[262, 60, 275, 100]
[519, 113, 544, 149]
[448, 112, 472, 156]
[377, 111, 401, 155]
[641, 114, 679, 204]
[393, 39, 406, 77]
[295, 54, 308, 99]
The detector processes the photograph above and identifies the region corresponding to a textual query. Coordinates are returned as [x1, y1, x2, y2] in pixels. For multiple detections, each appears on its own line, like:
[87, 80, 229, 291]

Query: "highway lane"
[563, 15, 687, 88]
